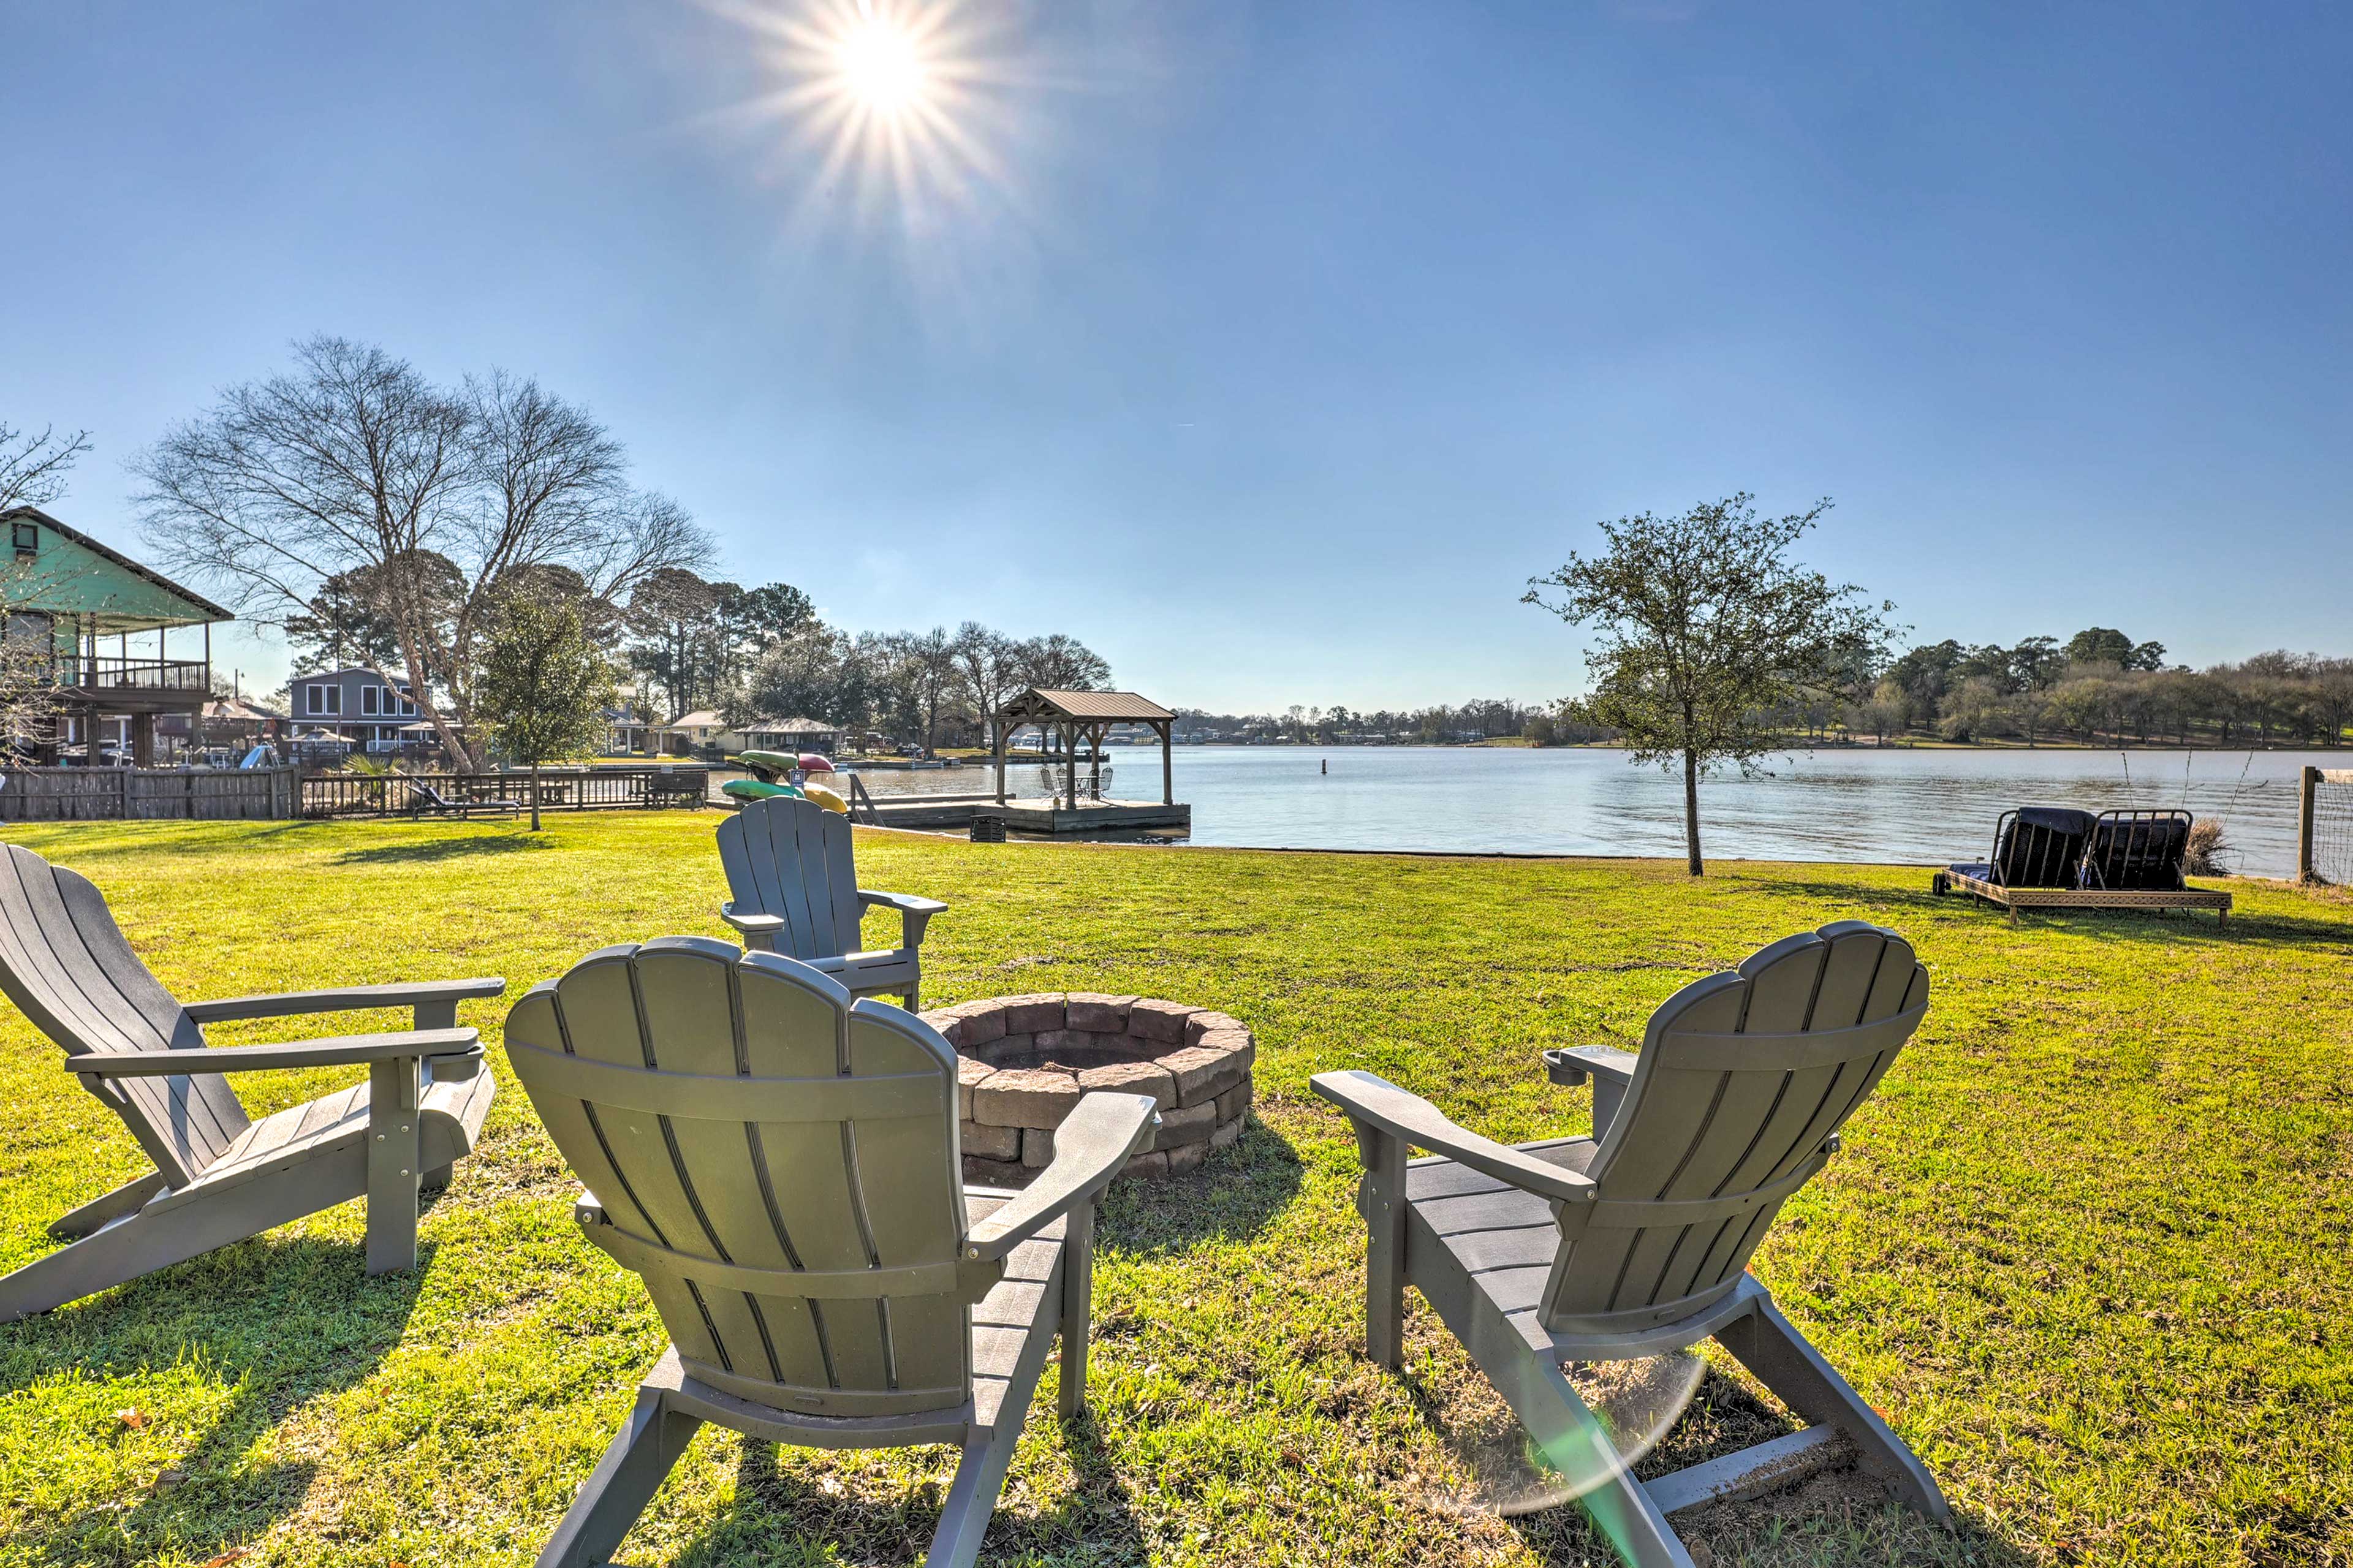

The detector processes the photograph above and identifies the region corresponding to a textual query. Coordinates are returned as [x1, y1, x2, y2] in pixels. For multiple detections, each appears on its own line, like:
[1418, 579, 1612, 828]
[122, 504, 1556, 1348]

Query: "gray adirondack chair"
[1313, 922, 1949, 1567]
[0, 844, 502, 1322]
[504, 937, 1157, 1568]
[716, 793, 946, 1009]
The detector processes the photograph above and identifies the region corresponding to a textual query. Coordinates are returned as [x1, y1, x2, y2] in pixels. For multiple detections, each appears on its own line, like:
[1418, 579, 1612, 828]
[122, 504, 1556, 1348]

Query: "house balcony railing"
[44, 656, 210, 694]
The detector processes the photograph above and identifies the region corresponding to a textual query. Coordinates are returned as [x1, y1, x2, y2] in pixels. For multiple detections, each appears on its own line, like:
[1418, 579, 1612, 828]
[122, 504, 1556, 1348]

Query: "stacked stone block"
[917, 992, 1255, 1184]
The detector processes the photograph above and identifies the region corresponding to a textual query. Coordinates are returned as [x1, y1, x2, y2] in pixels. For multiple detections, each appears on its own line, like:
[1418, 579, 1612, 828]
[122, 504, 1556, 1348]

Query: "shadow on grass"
[1, 818, 329, 861]
[1770, 876, 2353, 947]
[1096, 1115, 1305, 1256]
[1, 1233, 435, 1567]
[333, 833, 548, 865]
[682, 1409, 1145, 1567]
[1387, 1358, 2034, 1568]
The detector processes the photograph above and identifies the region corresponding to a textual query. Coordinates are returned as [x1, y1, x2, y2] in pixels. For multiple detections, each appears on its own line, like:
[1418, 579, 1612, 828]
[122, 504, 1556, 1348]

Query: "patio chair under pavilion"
[990, 687, 1176, 810]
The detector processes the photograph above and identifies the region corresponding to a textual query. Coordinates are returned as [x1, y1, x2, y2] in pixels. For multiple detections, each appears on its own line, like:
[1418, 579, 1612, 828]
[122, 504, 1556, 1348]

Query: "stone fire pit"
[918, 993, 1255, 1183]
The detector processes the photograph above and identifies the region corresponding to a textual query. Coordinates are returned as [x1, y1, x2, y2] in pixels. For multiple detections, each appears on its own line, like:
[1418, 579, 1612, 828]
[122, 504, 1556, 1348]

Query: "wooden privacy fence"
[300, 765, 712, 818]
[0, 766, 298, 821]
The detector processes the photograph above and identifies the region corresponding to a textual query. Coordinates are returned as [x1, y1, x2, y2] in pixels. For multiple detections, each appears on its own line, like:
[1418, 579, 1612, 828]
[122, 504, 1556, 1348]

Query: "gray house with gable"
[289, 667, 423, 751]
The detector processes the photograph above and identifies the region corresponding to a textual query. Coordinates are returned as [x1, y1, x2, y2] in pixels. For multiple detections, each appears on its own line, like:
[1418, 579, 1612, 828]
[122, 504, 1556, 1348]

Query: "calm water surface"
[1080, 745, 2328, 877]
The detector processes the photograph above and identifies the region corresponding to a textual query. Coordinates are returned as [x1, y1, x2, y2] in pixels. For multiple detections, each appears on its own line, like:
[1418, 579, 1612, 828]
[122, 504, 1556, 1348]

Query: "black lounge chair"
[2083, 809, 2192, 890]
[405, 780, 523, 820]
[1935, 806, 2096, 893]
[1934, 805, 2227, 924]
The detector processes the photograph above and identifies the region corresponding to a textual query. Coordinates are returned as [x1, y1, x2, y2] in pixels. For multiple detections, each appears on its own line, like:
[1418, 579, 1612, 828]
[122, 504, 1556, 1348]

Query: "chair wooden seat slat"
[716, 795, 947, 1009]
[1314, 920, 1952, 1567]
[507, 938, 1156, 1567]
[0, 844, 502, 1321]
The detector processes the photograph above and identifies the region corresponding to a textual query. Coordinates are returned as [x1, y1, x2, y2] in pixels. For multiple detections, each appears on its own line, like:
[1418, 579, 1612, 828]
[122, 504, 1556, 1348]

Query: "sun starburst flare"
[699, 0, 1034, 246]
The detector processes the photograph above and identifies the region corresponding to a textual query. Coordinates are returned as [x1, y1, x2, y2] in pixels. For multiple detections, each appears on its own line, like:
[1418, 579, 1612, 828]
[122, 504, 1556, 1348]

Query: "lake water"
[1050, 744, 2330, 877]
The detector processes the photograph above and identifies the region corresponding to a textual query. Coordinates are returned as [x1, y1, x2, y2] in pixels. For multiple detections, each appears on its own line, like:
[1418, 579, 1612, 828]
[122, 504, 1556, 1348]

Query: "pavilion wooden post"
[993, 716, 1009, 805]
[1088, 724, 1104, 801]
[1154, 719, 1172, 805]
[1063, 721, 1078, 810]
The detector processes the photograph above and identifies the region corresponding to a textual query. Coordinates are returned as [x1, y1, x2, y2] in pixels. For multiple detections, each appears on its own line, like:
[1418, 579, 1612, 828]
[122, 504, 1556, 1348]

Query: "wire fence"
[2305, 768, 2353, 885]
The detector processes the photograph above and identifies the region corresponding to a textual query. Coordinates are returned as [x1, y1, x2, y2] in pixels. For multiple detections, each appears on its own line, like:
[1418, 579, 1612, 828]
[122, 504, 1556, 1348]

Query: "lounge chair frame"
[1933, 807, 2228, 923]
[405, 779, 524, 819]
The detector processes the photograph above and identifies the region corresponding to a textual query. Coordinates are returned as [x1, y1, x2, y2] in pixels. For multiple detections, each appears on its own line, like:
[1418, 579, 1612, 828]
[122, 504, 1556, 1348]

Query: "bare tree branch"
[132, 336, 711, 771]
[0, 424, 94, 513]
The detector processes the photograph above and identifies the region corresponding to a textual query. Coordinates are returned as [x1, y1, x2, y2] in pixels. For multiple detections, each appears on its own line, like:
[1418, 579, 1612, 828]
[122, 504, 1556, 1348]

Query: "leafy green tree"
[2064, 626, 2134, 667]
[1937, 675, 2010, 741]
[1525, 493, 1893, 875]
[728, 583, 817, 646]
[476, 597, 617, 830]
[2007, 636, 2065, 692]
[2064, 627, 2168, 672]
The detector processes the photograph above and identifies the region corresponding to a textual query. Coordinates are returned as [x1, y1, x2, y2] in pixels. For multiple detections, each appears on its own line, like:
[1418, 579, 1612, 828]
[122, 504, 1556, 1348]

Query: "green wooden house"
[1, 507, 233, 765]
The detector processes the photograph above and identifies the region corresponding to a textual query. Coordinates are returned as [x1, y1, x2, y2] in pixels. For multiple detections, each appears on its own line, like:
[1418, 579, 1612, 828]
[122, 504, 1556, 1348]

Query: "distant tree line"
[1169, 699, 1610, 746]
[1850, 632, 2353, 748]
[626, 602, 1112, 755]
[1536, 624, 2353, 751]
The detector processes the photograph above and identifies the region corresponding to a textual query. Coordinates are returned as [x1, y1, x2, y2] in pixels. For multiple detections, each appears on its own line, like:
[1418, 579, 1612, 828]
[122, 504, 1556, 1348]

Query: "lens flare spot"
[1417, 1350, 1708, 1518]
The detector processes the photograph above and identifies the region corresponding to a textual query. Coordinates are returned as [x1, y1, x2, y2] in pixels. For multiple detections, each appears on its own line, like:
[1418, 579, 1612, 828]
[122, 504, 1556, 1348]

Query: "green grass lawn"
[1, 813, 2347, 1568]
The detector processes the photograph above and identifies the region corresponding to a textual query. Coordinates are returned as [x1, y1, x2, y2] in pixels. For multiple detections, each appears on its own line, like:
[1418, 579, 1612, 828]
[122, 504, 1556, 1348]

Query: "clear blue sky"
[9, 1, 2349, 711]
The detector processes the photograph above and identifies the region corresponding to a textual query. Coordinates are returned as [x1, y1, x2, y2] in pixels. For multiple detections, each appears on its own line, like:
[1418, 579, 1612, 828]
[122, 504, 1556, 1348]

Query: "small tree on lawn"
[476, 597, 616, 830]
[1525, 493, 1893, 876]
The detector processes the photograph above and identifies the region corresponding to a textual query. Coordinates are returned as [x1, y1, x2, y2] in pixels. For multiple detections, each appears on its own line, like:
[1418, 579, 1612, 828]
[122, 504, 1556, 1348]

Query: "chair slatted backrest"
[504, 938, 978, 1417]
[2084, 809, 2191, 890]
[1541, 922, 1928, 1335]
[0, 844, 249, 1186]
[1990, 807, 2097, 888]
[716, 797, 864, 961]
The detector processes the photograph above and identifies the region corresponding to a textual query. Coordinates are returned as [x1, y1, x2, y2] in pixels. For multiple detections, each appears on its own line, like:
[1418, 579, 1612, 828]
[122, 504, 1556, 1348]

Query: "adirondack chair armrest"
[69, 1028, 482, 1077]
[963, 1091, 1159, 1262]
[185, 977, 507, 1026]
[1543, 1045, 1640, 1140]
[858, 890, 947, 949]
[1542, 1045, 1637, 1088]
[718, 903, 786, 952]
[1311, 1069, 1597, 1206]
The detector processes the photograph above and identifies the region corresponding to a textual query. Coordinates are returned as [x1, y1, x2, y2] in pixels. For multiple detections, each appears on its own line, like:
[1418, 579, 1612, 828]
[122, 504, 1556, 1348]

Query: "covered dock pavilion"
[952, 687, 1188, 833]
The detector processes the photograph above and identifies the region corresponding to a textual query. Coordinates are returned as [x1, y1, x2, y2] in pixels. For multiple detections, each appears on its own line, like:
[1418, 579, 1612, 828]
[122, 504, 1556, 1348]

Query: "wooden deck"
[859, 793, 1190, 835]
[1932, 868, 2232, 923]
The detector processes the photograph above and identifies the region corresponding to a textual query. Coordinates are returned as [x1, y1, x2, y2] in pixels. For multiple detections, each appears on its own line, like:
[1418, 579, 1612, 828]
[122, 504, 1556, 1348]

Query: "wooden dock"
[858, 792, 1189, 835]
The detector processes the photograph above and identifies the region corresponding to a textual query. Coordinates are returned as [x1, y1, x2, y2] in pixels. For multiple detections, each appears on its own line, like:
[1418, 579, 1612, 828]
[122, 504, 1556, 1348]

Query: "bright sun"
[835, 13, 928, 113]
[713, 0, 1031, 247]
